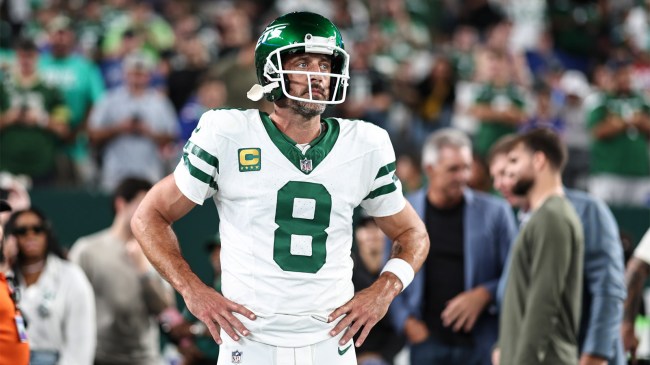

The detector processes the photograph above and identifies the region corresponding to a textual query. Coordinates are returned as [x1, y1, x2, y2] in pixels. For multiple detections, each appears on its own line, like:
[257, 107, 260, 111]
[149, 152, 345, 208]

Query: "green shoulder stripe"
[375, 161, 396, 179]
[184, 141, 219, 173]
[364, 181, 397, 200]
[183, 153, 218, 190]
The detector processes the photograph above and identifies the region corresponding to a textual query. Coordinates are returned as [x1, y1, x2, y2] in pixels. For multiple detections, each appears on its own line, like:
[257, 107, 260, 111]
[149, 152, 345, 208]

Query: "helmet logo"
[256, 23, 288, 49]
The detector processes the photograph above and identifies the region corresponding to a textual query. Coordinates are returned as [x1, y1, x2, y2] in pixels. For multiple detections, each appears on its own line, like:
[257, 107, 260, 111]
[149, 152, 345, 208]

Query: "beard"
[511, 176, 535, 196]
[289, 98, 326, 119]
[284, 83, 328, 119]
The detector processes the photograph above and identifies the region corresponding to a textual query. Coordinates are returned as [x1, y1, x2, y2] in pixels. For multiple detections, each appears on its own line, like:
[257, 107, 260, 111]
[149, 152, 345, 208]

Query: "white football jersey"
[174, 109, 405, 347]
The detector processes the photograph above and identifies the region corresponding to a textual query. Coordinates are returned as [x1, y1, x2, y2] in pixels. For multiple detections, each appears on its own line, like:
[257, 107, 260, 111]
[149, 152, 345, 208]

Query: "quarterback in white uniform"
[132, 11, 429, 365]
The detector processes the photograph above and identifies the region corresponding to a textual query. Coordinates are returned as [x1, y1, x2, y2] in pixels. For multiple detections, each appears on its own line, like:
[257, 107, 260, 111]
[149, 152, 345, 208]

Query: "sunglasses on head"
[12, 225, 46, 237]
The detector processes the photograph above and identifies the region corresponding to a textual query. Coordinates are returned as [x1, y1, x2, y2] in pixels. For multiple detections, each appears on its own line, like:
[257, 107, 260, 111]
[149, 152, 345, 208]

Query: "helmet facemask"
[248, 33, 350, 104]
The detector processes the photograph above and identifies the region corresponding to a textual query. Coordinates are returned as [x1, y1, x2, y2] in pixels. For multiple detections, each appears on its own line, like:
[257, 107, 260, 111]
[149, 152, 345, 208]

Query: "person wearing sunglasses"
[0, 200, 30, 365]
[5, 208, 95, 365]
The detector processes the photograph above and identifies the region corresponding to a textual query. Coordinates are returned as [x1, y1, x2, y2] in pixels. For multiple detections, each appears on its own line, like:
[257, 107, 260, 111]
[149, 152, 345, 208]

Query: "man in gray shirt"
[70, 178, 175, 365]
[88, 52, 178, 192]
[494, 129, 584, 365]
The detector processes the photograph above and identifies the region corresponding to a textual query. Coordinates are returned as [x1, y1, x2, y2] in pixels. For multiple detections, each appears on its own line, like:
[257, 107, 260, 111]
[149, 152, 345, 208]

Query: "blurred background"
[1, 0, 649, 364]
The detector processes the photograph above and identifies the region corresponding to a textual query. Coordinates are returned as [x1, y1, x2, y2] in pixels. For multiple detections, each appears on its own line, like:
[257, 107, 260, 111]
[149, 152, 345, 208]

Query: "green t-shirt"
[0, 76, 69, 119]
[499, 196, 583, 364]
[102, 15, 175, 59]
[474, 83, 526, 157]
[38, 54, 105, 159]
[587, 92, 650, 177]
[0, 78, 68, 178]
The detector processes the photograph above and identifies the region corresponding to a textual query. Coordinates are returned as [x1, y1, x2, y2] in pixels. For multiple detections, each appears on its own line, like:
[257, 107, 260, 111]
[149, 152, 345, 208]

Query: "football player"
[131, 12, 429, 365]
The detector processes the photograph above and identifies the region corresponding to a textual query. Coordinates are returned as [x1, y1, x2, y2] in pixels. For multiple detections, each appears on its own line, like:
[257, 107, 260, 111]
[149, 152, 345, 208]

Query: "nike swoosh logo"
[338, 344, 352, 356]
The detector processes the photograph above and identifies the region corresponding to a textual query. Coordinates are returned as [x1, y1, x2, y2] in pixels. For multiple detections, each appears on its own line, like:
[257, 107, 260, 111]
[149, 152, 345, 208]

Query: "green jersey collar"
[258, 111, 340, 174]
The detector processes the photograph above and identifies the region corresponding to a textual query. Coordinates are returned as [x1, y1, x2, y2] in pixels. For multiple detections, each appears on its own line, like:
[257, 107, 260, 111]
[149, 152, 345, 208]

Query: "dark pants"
[410, 336, 483, 365]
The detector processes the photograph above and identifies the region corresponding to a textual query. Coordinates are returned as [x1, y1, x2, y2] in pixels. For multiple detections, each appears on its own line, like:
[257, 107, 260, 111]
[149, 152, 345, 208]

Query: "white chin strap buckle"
[247, 82, 279, 101]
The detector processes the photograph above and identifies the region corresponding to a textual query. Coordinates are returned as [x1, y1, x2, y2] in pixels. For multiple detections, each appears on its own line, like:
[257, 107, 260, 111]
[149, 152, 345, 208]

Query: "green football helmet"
[248, 12, 350, 104]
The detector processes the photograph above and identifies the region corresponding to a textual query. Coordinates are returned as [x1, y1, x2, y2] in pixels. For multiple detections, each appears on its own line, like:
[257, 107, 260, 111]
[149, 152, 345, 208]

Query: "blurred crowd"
[1, 2, 650, 365]
[0, 0, 649, 206]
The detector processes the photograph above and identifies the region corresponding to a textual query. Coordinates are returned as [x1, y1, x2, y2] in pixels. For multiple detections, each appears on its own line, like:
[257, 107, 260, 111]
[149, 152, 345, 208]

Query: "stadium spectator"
[70, 178, 175, 365]
[483, 20, 531, 87]
[520, 83, 564, 135]
[208, 7, 271, 112]
[404, 56, 458, 147]
[166, 33, 211, 113]
[87, 51, 178, 192]
[449, 25, 480, 82]
[468, 153, 492, 193]
[5, 207, 95, 365]
[38, 15, 105, 186]
[0, 201, 29, 365]
[0, 37, 69, 185]
[391, 129, 516, 365]
[177, 75, 227, 144]
[100, 28, 164, 91]
[395, 152, 424, 194]
[470, 49, 527, 157]
[558, 70, 592, 189]
[489, 134, 627, 365]
[587, 61, 650, 206]
[352, 217, 405, 365]
[102, 0, 174, 61]
[494, 129, 584, 365]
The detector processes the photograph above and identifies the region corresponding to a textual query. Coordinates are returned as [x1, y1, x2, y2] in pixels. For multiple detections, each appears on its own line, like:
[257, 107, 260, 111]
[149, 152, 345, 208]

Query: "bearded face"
[281, 53, 332, 118]
[506, 143, 537, 197]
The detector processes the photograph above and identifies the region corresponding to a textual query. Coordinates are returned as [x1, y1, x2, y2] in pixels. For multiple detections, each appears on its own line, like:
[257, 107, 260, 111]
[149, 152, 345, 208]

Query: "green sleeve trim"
[184, 141, 219, 173]
[375, 161, 396, 179]
[364, 181, 398, 200]
[182, 153, 218, 190]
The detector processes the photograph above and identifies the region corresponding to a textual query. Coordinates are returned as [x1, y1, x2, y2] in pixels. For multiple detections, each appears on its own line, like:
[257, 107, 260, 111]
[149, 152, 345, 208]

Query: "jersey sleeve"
[633, 229, 650, 265]
[173, 110, 220, 204]
[359, 129, 405, 217]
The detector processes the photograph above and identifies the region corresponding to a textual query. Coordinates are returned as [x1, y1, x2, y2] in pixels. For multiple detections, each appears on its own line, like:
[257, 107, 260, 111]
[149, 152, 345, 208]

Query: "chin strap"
[246, 82, 279, 101]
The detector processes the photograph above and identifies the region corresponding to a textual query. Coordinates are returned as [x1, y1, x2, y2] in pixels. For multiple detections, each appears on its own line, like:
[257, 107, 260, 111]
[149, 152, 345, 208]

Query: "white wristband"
[380, 258, 415, 292]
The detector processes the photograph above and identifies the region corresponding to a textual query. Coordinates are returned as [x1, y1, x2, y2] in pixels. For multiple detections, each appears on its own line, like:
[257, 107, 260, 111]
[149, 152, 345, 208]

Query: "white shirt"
[174, 109, 405, 347]
[19, 255, 96, 365]
[634, 229, 650, 264]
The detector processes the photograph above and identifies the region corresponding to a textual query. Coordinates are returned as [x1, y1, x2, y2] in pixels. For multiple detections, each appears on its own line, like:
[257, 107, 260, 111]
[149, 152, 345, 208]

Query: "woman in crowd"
[4, 208, 95, 365]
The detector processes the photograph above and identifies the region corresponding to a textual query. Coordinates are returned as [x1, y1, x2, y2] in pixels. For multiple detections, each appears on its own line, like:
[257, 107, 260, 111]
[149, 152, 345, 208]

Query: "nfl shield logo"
[300, 158, 313, 172]
[231, 350, 242, 364]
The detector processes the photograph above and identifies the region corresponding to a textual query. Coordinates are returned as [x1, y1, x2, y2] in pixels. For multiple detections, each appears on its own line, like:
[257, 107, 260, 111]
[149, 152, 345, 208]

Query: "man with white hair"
[390, 128, 517, 365]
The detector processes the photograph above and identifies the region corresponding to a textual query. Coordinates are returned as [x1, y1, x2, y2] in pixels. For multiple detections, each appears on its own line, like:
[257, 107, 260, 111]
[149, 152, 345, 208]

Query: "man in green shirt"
[38, 16, 105, 185]
[0, 38, 69, 182]
[587, 62, 650, 206]
[471, 50, 527, 157]
[494, 129, 584, 365]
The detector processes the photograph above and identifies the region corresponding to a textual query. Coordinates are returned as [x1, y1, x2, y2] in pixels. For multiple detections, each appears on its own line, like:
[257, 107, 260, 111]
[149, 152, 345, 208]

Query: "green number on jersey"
[273, 181, 332, 273]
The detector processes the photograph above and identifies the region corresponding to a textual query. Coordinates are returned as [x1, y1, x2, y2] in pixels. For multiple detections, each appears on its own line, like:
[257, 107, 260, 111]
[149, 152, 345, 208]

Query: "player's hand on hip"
[441, 286, 491, 332]
[184, 284, 256, 345]
[328, 274, 400, 347]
